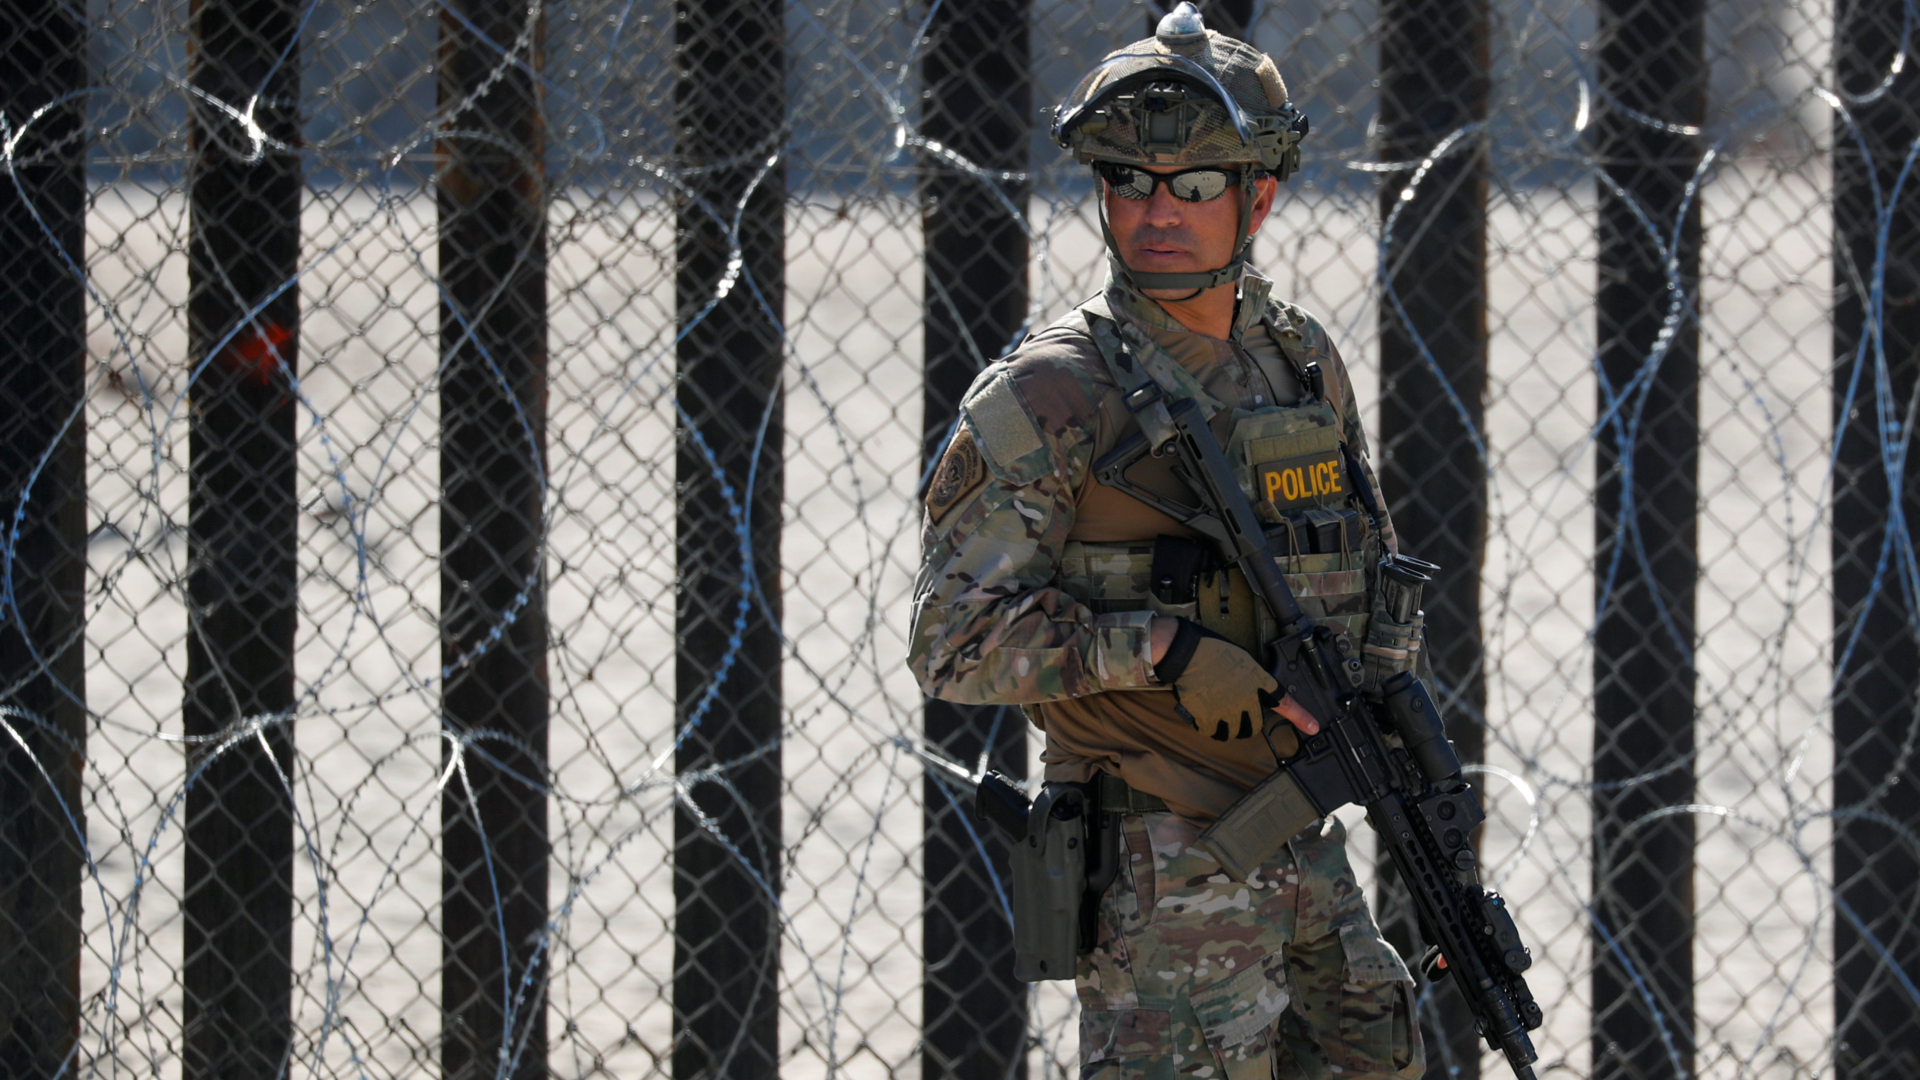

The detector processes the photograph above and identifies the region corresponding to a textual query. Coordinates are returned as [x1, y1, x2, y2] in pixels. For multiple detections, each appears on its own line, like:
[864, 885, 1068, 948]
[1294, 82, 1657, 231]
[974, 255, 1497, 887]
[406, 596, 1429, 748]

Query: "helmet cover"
[1053, 3, 1307, 179]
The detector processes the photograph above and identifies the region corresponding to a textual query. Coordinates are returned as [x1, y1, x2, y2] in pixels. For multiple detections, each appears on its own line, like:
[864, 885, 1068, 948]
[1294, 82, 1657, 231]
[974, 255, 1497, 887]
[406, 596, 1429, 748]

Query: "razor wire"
[0, 0, 1913, 1077]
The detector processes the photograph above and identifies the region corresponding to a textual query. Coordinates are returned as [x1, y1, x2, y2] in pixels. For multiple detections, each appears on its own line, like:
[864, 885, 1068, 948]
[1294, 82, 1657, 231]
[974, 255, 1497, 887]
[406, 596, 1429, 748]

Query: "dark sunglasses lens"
[1169, 170, 1231, 202]
[1105, 166, 1155, 200]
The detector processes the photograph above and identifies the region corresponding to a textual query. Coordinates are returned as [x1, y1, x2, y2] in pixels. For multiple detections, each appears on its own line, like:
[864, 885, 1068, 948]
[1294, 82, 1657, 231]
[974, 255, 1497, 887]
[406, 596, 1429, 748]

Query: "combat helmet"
[1053, 2, 1309, 293]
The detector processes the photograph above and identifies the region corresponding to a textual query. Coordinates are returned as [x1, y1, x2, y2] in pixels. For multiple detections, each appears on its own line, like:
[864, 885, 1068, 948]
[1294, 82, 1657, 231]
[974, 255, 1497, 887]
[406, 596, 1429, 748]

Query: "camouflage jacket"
[908, 265, 1398, 819]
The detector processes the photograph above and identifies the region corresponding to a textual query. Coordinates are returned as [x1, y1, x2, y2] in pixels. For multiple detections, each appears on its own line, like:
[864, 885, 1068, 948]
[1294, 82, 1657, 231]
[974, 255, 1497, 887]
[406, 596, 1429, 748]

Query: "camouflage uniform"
[1081, 814, 1418, 1080]
[908, 266, 1423, 1079]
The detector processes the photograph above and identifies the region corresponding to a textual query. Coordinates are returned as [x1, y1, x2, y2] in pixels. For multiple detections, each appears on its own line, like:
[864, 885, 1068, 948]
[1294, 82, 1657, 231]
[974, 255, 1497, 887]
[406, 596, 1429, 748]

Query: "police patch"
[1256, 449, 1346, 512]
[926, 426, 987, 524]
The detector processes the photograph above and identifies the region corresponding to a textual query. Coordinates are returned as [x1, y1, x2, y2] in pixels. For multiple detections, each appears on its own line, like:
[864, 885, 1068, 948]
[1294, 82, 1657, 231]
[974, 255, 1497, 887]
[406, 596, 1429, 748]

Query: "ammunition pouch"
[1362, 608, 1423, 691]
[1362, 553, 1436, 691]
[1009, 782, 1122, 982]
[1058, 530, 1373, 665]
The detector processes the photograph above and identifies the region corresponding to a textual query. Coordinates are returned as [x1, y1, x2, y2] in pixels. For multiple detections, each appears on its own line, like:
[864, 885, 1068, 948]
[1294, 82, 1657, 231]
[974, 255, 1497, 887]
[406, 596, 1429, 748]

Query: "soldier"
[909, 4, 1425, 1078]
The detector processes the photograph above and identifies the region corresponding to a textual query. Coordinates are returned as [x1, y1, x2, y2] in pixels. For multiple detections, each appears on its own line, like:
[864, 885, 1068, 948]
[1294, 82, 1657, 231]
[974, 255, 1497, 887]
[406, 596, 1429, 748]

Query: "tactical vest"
[1055, 299, 1422, 693]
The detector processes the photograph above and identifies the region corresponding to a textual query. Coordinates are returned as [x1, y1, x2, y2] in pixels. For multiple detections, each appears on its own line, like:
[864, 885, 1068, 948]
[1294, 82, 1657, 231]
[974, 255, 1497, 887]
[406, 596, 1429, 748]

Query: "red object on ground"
[219, 321, 291, 386]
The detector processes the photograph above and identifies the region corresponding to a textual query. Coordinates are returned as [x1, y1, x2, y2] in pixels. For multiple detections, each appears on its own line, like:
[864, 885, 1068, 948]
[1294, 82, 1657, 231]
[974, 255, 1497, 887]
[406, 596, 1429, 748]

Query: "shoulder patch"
[964, 370, 1048, 478]
[925, 426, 988, 525]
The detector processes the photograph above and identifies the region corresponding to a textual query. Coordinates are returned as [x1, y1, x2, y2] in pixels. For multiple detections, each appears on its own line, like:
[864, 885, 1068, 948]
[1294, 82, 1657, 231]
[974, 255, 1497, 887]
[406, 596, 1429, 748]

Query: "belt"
[1095, 772, 1169, 814]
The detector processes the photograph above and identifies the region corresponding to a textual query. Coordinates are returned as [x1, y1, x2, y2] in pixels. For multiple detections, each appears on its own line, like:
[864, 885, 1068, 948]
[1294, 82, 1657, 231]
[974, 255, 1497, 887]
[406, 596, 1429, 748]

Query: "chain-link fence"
[1, 0, 1915, 1076]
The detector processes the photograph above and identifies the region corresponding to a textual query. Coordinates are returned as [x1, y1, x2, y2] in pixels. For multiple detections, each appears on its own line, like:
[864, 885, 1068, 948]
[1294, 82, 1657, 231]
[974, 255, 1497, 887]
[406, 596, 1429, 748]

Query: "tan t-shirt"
[1032, 293, 1315, 820]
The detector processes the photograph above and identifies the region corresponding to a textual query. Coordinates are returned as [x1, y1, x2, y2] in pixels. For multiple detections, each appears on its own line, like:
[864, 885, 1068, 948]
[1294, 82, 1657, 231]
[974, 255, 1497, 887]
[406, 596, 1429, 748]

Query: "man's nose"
[1145, 180, 1185, 226]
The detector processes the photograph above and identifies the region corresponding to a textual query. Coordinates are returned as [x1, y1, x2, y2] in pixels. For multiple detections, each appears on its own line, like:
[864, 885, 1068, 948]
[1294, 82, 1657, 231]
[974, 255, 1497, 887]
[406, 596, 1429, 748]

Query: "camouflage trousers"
[1076, 812, 1423, 1080]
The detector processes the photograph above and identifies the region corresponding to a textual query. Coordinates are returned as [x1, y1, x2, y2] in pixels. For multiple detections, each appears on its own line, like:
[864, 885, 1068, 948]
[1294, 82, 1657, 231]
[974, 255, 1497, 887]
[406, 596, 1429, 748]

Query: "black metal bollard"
[672, 1, 787, 1076]
[181, 0, 302, 1073]
[1832, 2, 1920, 1076]
[1374, 0, 1490, 1073]
[0, 0, 88, 1073]
[918, 0, 1033, 1076]
[1590, 1, 1704, 1077]
[436, 0, 551, 1074]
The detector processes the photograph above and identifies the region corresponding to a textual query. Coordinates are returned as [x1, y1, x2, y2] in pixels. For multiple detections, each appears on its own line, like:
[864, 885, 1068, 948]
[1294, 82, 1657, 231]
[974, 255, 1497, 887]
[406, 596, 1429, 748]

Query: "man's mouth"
[1131, 230, 1195, 262]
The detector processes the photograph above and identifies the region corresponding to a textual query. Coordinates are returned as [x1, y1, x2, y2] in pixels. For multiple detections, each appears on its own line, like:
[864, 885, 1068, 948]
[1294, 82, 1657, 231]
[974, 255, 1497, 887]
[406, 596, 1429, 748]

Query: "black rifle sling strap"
[1078, 298, 1183, 454]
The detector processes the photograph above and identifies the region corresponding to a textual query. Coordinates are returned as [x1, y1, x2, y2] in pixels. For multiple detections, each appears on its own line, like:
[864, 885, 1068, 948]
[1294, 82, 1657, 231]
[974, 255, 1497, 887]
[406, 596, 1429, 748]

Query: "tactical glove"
[1154, 619, 1280, 741]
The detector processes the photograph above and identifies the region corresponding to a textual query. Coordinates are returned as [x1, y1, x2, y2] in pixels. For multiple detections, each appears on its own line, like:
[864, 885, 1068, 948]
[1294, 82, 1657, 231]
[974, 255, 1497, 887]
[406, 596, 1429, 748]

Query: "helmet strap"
[1097, 169, 1258, 295]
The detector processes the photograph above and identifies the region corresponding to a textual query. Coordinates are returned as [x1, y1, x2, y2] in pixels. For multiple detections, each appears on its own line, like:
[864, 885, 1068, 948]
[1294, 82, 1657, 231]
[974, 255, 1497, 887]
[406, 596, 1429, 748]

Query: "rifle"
[1085, 393, 1546, 1079]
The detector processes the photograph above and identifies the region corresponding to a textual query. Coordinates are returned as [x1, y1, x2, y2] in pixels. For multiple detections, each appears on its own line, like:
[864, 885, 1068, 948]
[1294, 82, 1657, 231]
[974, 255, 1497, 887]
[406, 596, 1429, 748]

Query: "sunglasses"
[1095, 162, 1244, 203]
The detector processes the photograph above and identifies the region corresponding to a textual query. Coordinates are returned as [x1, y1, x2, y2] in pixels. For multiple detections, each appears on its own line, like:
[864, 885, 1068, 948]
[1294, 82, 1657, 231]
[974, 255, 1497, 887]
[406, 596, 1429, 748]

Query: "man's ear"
[1246, 174, 1279, 236]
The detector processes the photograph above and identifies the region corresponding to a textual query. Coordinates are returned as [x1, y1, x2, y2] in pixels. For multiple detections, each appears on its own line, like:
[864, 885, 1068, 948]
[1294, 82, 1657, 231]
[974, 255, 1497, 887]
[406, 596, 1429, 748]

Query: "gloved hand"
[1154, 619, 1281, 740]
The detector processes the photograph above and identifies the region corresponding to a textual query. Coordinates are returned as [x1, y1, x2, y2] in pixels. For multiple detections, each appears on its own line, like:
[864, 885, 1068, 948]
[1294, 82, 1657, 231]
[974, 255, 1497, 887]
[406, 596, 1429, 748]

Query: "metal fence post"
[1375, 0, 1489, 1074]
[435, 0, 550, 1076]
[181, 0, 302, 1073]
[917, 1, 1031, 1075]
[0, 1, 87, 1073]
[672, 1, 786, 1076]
[1832, 1, 1920, 1075]
[181, 1, 302, 1074]
[1590, 1, 1703, 1077]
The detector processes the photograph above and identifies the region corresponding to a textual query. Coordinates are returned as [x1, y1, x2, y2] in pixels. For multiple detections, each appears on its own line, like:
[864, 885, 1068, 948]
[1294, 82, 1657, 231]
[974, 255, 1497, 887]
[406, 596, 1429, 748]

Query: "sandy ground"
[62, 154, 1846, 1080]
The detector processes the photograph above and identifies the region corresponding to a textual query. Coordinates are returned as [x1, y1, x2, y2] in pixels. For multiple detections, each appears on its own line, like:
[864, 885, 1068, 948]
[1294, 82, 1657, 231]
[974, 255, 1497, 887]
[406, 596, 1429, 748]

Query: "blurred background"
[2, 0, 1914, 1076]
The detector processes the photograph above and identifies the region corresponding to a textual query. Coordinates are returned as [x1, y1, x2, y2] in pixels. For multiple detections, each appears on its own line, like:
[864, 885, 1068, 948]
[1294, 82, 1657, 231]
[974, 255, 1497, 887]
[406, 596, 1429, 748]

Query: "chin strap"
[1101, 168, 1259, 294]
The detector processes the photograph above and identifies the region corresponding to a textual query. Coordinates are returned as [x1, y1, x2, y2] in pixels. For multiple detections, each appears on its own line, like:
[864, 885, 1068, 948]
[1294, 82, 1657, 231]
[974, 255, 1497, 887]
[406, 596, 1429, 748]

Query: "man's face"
[1103, 164, 1278, 294]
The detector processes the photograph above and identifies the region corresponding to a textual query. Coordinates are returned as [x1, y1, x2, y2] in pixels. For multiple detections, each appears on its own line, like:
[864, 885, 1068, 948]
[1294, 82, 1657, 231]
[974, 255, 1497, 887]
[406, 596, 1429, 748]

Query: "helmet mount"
[1131, 82, 1204, 156]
